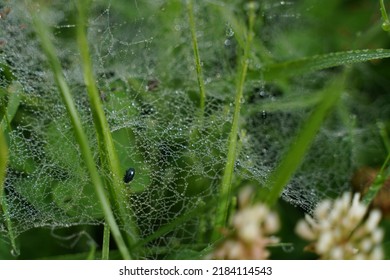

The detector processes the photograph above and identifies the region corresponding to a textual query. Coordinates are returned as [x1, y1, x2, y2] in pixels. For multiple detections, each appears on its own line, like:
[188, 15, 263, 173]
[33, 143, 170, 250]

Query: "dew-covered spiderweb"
[0, 0, 387, 258]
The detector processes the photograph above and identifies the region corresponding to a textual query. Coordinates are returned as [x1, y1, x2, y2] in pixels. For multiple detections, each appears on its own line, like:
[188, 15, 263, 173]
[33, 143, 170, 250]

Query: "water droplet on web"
[10, 248, 20, 257]
[225, 25, 234, 37]
[282, 244, 294, 253]
[382, 21, 390, 32]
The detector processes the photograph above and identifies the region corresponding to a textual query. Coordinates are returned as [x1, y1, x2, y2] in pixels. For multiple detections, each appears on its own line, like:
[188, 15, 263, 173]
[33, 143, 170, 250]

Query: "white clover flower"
[295, 192, 384, 259]
[208, 189, 280, 260]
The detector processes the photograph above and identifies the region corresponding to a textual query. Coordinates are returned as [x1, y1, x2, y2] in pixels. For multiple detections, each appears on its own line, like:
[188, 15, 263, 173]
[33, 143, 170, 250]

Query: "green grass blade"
[380, 0, 390, 32]
[101, 222, 110, 260]
[262, 74, 346, 206]
[213, 3, 257, 241]
[0, 85, 21, 256]
[1, 135, 18, 256]
[186, 0, 206, 119]
[245, 92, 323, 115]
[31, 9, 131, 260]
[362, 155, 390, 206]
[362, 123, 390, 205]
[249, 49, 390, 81]
[0, 83, 22, 132]
[75, 0, 138, 247]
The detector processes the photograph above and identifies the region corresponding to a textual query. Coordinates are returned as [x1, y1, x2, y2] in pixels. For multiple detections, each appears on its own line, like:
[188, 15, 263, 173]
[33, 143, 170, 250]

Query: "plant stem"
[378, 121, 390, 153]
[213, 3, 256, 241]
[362, 123, 390, 205]
[362, 155, 390, 205]
[75, 0, 138, 247]
[102, 222, 110, 260]
[0, 128, 18, 255]
[186, 0, 206, 119]
[380, 0, 390, 32]
[31, 10, 131, 260]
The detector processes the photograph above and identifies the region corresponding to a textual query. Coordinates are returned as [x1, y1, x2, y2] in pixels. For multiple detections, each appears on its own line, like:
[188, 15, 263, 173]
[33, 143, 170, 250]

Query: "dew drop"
[10, 248, 20, 257]
[282, 244, 295, 253]
[382, 21, 390, 32]
[225, 25, 234, 37]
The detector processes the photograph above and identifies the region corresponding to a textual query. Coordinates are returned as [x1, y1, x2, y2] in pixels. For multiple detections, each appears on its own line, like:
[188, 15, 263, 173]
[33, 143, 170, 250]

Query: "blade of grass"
[261, 74, 346, 206]
[0, 197, 18, 256]
[378, 121, 390, 153]
[0, 126, 18, 255]
[245, 91, 323, 115]
[362, 122, 390, 205]
[362, 155, 390, 206]
[0, 84, 21, 256]
[212, 2, 257, 241]
[0, 83, 22, 133]
[31, 9, 131, 260]
[186, 0, 206, 120]
[75, 0, 138, 248]
[248, 49, 390, 81]
[380, 0, 390, 31]
[101, 222, 110, 260]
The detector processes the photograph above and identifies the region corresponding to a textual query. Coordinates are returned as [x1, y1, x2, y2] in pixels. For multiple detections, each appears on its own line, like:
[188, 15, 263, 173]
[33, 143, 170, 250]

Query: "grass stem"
[380, 0, 390, 32]
[31, 9, 131, 260]
[102, 222, 110, 260]
[75, 0, 138, 248]
[0, 128, 18, 255]
[186, 0, 206, 119]
[212, 3, 256, 241]
[362, 123, 390, 205]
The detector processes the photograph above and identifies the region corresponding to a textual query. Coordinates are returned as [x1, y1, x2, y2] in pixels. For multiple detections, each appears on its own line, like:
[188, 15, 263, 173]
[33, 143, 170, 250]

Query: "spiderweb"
[0, 0, 387, 258]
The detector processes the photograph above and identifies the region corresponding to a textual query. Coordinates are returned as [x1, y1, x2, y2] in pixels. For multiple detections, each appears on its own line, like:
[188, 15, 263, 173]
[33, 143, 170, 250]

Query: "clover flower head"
[295, 192, 384, 259]
[209, 188, 280, 260]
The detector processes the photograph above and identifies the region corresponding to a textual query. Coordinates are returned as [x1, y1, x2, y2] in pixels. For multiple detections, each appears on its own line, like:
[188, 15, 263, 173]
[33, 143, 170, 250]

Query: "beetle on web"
[123, 167, 135, 183]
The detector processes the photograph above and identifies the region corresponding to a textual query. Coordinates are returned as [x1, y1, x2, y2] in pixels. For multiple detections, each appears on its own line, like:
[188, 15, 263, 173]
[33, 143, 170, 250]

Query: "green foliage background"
[1, 0, 390, 259]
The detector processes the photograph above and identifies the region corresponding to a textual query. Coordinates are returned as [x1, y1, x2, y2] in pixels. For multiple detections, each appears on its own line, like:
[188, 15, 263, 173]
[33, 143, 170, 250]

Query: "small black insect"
[123, 167, 135, 183]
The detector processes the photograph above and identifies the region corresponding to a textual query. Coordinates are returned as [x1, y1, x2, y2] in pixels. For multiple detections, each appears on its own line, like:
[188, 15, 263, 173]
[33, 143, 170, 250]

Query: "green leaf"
[249, 49, 390, 81]
[112, 127, 151, 193]
[0, 83, 22, 132]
